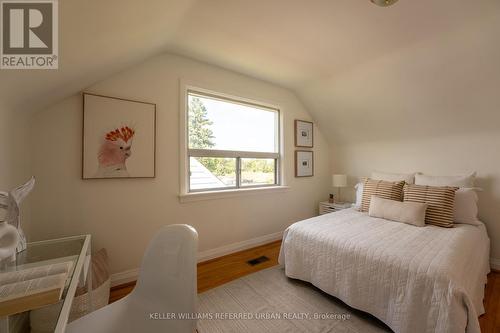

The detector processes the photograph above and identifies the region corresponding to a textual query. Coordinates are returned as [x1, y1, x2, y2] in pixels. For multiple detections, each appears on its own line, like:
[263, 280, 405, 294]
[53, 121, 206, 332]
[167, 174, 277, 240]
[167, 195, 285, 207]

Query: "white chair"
[67, 224, 198, 333]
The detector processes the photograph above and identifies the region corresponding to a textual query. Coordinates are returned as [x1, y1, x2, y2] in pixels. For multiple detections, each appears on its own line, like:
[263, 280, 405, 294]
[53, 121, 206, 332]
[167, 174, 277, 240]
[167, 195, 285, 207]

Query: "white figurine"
[0, 219, 19, 262]
[0, 177, 35, 254]
[0, 191, 19, 262]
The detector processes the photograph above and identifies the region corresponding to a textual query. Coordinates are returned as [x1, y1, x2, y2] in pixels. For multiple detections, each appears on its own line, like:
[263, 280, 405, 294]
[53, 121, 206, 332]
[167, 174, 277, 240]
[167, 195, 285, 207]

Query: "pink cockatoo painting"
[95, 126, 135, 178]
[82, 93, 156, 179]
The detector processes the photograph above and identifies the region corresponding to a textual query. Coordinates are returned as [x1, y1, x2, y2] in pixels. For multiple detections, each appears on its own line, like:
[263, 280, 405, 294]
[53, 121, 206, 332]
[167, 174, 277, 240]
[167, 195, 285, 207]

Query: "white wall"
[30, 53, 331, 275]
[334, 132, 500, 264]
[0, 110, 29, 187]
[0, 108, 32, 235]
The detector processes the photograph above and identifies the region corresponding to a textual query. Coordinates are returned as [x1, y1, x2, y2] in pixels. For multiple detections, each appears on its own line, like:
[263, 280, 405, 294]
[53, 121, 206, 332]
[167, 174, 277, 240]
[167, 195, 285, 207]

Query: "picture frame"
[82, 92, 156, 179]
[294, 119, 313, 148]
[295, 150, 314, 177]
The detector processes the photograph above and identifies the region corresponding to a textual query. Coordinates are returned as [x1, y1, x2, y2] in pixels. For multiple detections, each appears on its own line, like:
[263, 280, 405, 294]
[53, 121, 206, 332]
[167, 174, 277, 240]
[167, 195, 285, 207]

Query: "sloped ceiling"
[0, 0, 197, 112]
[1, 0, 499, 144]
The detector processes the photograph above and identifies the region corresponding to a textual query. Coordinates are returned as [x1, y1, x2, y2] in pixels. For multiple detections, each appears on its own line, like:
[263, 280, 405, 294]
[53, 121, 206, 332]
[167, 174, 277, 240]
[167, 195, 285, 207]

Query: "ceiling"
[0, 0, 197, 112]
[1, 0, 499, 143]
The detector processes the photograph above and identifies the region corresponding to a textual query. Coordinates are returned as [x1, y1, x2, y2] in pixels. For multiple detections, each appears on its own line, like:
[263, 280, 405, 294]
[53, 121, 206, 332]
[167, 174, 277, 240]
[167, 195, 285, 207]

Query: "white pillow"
[371, 171, 415, 184]
[354, 182, 364, 209]
[415, 172, 476, 188]
[368, 196, 427, 227]
[454, 188, 480, 225]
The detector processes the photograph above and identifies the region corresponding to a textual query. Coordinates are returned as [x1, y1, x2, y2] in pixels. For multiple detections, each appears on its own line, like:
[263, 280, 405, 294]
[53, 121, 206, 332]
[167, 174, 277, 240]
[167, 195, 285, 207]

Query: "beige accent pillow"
[360, 179, 405, 213]
[403, 184, 458, 228]
[371, 171, 415, 184]
[414, 172, 476, 188]
[368, 196, 427, 227]
[454, 188, 480, 225]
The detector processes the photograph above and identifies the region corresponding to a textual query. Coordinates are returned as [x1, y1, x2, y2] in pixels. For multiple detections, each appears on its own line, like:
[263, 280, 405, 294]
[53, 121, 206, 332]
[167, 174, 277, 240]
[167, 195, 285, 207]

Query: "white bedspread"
[278, 208, 490, 333]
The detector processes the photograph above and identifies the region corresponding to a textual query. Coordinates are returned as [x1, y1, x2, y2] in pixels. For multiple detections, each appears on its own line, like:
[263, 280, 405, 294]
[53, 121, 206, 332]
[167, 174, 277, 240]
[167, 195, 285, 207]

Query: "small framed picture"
[294, 119, 313, 148]
[295, 150, 314, 177]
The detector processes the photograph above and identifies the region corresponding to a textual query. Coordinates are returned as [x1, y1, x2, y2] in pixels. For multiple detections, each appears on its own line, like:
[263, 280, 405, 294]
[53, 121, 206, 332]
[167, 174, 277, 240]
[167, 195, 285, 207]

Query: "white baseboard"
[197, 231, 283, 263]
[110, 231, 283, 287]
[491, 258, 500, 271]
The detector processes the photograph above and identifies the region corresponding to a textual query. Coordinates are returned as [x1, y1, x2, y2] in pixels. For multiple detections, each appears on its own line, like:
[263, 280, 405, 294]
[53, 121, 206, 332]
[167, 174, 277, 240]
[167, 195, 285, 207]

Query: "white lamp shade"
[332, 174, 347, 187]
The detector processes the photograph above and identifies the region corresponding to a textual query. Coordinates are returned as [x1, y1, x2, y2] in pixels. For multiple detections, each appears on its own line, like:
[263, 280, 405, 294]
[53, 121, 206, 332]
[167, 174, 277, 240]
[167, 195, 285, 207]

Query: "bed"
[278, 208, 490, 333]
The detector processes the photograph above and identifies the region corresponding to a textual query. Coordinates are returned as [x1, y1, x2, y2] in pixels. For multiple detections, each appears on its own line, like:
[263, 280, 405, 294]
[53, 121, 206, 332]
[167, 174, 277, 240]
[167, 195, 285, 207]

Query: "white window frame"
[179, 81, 287, 201]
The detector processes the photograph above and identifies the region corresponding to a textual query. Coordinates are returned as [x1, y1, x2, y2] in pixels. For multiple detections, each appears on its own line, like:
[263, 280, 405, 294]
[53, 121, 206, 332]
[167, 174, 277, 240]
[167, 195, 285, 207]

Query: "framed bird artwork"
[82, 93, 156, 179]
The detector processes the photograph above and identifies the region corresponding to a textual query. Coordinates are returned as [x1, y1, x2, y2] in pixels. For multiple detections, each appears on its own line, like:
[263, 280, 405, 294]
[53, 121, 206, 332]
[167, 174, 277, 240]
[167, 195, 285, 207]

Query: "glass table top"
[1, 236, 85, 270]
[0, 235, 91, 333]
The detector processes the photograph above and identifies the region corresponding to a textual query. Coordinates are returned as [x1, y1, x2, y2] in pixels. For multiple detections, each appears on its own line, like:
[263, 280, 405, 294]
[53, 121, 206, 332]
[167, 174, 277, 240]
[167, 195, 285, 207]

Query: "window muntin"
[187, 91, 280, 192]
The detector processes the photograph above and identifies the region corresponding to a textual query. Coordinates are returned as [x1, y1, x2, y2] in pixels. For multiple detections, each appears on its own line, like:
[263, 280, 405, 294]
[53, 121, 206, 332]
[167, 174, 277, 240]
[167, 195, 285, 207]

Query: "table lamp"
[332, 174, 347, 203]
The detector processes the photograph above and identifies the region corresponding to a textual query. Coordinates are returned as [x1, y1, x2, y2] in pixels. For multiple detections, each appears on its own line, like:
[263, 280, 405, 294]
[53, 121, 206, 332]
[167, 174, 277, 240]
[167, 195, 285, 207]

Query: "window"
[185, 90, 280, 193]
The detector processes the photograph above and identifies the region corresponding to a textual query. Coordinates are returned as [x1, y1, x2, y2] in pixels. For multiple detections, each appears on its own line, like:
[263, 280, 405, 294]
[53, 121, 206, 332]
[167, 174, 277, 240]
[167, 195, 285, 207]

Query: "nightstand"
[319, 201, 352, 215]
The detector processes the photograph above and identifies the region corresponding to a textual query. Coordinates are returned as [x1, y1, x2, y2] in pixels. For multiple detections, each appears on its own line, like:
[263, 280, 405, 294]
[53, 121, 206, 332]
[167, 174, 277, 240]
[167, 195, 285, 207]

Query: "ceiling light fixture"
[371, 0, 399, 7]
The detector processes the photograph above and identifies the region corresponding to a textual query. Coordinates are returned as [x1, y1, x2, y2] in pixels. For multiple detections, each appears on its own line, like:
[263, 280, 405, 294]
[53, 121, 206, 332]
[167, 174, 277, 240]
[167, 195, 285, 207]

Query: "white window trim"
[179, 185, 291, 203]
[179, 80, 287, 201]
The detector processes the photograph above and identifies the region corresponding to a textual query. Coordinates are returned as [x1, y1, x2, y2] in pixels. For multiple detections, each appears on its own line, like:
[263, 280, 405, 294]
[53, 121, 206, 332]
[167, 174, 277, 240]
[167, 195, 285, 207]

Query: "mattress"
[278, 208, 490, 333]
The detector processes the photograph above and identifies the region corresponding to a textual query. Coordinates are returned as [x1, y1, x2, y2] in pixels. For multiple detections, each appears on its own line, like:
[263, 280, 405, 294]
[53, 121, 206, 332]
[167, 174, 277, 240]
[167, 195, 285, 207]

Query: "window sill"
[179, 186, 291, 203]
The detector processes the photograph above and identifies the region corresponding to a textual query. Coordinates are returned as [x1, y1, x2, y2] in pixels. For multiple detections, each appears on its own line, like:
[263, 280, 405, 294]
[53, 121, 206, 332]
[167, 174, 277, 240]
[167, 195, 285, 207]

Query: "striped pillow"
[360, 179, 405, 212]
[403, 184, 458, 228]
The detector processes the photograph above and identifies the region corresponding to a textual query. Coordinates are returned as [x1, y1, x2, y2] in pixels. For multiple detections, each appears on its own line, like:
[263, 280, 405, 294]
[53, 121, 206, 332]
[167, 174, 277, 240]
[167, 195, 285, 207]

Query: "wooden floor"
[109, 240, 281, 302]
[479, 271, 500, 333]
[110, 240, 500, 332]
